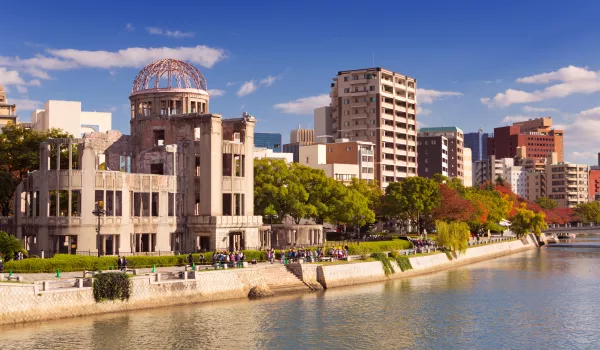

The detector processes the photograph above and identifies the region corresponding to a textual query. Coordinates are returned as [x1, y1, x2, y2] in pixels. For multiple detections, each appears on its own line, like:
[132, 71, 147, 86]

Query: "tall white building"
[504, 165, 527, 198]
[31, 100, 112, 136]
[463, 148, 473, 187]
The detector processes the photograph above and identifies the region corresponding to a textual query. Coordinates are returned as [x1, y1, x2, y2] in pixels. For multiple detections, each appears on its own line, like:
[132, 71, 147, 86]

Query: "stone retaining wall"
[0, 235, 537, 326]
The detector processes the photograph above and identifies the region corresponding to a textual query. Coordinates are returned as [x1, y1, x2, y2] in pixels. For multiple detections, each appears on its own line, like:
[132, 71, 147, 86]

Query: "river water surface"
[2, 240, 600, 349]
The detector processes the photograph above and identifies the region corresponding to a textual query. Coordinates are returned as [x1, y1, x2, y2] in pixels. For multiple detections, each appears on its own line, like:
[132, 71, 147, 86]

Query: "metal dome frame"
[131, 59, 207, 93]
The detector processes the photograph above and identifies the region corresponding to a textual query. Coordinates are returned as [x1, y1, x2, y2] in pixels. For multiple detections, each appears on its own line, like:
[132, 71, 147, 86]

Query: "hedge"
[4, 251, 268, 273]
[93, 273, 131, 302]
[347, 240, 413, 257]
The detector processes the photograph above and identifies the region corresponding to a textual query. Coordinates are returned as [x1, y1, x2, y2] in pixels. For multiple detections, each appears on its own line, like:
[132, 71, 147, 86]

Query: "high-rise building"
[329, 67, 417, 189]
[589, 169, 600, 201]
[254, 132, 282, 152]
[314, 106, 333, 143]
[290, 125, 314, 144]
[503, 165, 527, 198]
[488, 117, 564, 163]
[464, 128, 488, 162]
[546, 163, 589, 208]
[418, 127, 464, 182]
[463, 148, 473, 187]
[0, 84, 17, 131]
[473, 156, 513, 187]
[526, 171, 546, 202]
[31, 100, 112, 137]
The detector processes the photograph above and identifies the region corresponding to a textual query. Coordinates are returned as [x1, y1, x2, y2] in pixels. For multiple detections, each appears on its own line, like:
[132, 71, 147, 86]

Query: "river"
[2, 239, 600, 349]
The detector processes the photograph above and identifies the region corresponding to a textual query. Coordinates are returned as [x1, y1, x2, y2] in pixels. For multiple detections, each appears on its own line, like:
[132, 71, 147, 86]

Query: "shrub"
[395, 256, 412, 272]
[0, 231, 23, 261]
[371, 252, 395, 276]
[93, 273, 131, 302]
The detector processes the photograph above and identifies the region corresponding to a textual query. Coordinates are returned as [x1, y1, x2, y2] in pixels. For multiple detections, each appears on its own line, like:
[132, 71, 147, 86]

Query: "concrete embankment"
[0, 235, 537, 326]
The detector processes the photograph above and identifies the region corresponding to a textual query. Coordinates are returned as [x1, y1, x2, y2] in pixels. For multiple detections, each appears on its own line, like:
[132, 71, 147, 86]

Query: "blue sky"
[2, 0, 600, 164]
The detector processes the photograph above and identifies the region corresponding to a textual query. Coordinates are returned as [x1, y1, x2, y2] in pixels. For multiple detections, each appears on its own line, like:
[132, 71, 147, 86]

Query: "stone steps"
[259, 265, 311, 293]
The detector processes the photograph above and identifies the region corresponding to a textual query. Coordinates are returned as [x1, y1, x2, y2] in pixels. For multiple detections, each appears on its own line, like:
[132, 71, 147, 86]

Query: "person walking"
[122, 256, 128, 272]
[187, 253, 194, 267]
[117, 256, 122, 271]
[0, 257, 3, 273]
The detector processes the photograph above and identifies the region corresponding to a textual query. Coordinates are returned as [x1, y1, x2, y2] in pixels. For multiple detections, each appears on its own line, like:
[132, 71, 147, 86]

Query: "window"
[306, 157, 309, 163]
[344, 88, 350, 93]
[344, 76, 348, 82]
[344, 110, 350, 115]
[150, 163, 164, 175]
[344, 99, 350, 104]
[370, 86, 375, 91]
[119, 156, 131, 173]
[153, 129, 165, 146]
[346, 147, 351, 151]
[369, 97, 376, 102]
[222, 154, 233, 176]
[364, 74, 371, 79]
[328, 148, 332, 152]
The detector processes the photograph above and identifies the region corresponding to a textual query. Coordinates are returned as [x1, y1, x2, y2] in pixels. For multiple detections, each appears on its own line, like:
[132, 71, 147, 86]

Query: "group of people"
[13, 252, 24, 261]
[116, 256, 128, 271]
[265, 247, 348, 264]
[211, 251, 253, 267]
[187, 253, 205, 266]
[408, 238, 436, 249]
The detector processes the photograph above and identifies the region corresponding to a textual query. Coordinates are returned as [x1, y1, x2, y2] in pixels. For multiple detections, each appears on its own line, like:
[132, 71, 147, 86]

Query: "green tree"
[535, 196, 557, 210]
[381, 177, 440, 234]
[348, 178, 383, 215]
[495, 175, 506, 187]
[435, 220, 470, 253]
[336, 188, 376, 233]
[464, 188, 512, 232]
[574, 201, 600, 223]
[510, 204, 548, 237]
[0, 124, 72, 215]
[0, 231, 23, 261]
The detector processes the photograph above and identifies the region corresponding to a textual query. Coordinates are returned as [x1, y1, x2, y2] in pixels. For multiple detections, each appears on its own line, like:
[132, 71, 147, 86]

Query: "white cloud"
[226, 82, 236, 87]
[0, 67, 25, 85]
[260, 75, 280, 87]
[16, 85, 27, 93]
[552, 106, 600, 163]
[570, 151, 596, 161]
[522, 105, 559, 113]
[417, 106, 432, 116]
[274, 94, 330, 114]
[7, 98, 43, 111]
[516, 66, 597, 84]
[237, 81, 257, 96]
[208, 89, 226, 97]
[146, 27, 195, 38]
[484, 79, 503, 84]
[483, 65, 600, 107]
[25, 68, 51, 79]
[125, 23, 135, 31]
[417, 88, 463, 104]
[501, 115, 531, 124]
[105, 106, 118, 113]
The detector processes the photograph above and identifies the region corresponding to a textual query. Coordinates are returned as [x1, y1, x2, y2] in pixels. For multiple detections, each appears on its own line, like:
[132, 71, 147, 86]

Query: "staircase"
[260, 265, 312, 294]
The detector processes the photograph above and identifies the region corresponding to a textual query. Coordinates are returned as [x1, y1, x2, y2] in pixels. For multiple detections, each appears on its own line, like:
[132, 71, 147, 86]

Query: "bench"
[0, 274, 22, 282]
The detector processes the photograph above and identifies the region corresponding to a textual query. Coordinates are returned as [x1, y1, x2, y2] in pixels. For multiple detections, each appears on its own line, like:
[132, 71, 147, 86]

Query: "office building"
[526, 171, 546, 202]
[329, 67, 417, 189]
[417, 135, 449, 179]
[290, 125, 314, 144]
[503, 165, 527, 198]
[31, 100, 112, 137]
[314, 106, 334, 143]
[474, 156, 513, 187]
[464, 128, 488, 162]
[254, 132, 282, 152]
[488, 117, 564, 163]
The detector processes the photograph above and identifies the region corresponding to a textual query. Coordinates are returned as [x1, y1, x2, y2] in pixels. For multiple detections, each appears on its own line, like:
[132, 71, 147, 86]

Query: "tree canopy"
[535, 196, 557, 210]
[574, 201, 600, 224]
[0, 231, 23, 261]
[435, 220, 470, 253]
[510, 204, 548, 237]
[0, 124, 72, 216]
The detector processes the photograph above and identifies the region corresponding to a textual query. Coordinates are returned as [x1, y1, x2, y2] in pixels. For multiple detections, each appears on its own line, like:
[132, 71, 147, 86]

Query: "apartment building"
[330, 67, 417, 189]
[473, 156, 513, 187]
[488, 117, 564, 163]
[31, 100, 112, 137]
[503, 165, 527, 198]
[526, 171, 546, 202]
[589, 169, 600, 201]
[417, 135, 449, 179]
[418, 127, 464, 182]
[546, 163, 589, 208]
[299, 139, 375, 183]
[463, 148, 473, 187]
[464, 128, 488, 162]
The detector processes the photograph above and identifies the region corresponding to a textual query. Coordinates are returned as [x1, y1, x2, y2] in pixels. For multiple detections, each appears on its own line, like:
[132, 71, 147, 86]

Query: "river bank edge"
[0, 235, 537, 326]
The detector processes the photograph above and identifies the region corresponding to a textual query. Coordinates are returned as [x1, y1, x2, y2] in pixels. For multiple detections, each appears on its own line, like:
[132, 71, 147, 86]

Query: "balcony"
[352, 102, 368, 108]
[350, 78, 368, 85]
[351, 113, 368, 119]
[351, 90, 368, 96]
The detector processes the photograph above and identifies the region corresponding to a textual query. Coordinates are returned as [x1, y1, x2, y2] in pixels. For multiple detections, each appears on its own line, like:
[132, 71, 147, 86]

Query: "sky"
[2, 0, 600, 164]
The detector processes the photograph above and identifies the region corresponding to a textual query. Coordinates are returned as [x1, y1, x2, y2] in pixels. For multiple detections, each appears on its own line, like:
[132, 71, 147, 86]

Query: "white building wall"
[314, 106, 332, 142]
[463, 147, 473, 187]
[253, 147, 294, 163]
[30, 100, 112, 136]
[299, 144, 326, 167]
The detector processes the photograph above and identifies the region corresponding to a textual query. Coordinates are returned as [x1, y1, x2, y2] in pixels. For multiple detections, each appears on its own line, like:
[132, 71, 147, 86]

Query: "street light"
[92, 201, 106, 257]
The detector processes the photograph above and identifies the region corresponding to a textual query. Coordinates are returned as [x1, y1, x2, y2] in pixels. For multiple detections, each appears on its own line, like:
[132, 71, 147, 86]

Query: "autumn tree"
[381, 177, 440, 234]
[510, 204, 548, 237]
[433, 184, 475, 222]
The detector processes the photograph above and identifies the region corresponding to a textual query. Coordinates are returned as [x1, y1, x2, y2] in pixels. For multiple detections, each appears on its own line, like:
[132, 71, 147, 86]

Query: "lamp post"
[92, 202, 106, 258]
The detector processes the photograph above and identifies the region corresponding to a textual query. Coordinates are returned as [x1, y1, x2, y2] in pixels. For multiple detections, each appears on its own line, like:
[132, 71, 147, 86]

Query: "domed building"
[9, 59, 267, 256]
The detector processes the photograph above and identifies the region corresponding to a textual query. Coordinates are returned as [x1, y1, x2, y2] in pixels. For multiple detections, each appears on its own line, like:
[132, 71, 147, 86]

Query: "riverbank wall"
[0, 235, 537, 326]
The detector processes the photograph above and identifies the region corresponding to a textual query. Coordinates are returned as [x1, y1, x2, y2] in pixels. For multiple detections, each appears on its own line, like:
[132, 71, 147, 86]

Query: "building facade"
[418, 127, 464, 183]
[254, 132, 282, 152]
[417, 135, 448, 179]
[299, 139, 375, 183]
[253, 147, 293, 163]
[290, 126, 314, 144]
[9, 59, 270, 256]
[314, 106, 333, 143]
[526, 171, 546, 202]
[546, 163, 589, 208]
[503, 165, 527, 198]
[487, 117, 564, 163]
[463, 147, 473, 187]
[464, 128, 488, 162]
[31, 100, 112, 137]
[329, 67, 418, 189]
[473, 156, 514, 187]
[0, 84, 17, 131]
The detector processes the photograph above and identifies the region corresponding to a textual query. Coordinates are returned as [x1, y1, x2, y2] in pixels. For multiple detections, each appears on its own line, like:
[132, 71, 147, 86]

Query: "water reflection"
[2, 246, 600, 349]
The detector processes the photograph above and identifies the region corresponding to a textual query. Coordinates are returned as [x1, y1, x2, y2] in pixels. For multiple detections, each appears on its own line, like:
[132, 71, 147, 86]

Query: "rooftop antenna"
[372, 52, 375, 68]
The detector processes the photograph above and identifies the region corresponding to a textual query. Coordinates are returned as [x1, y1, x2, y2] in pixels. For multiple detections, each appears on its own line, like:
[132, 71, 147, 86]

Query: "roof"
[419, 126, 462, 133]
